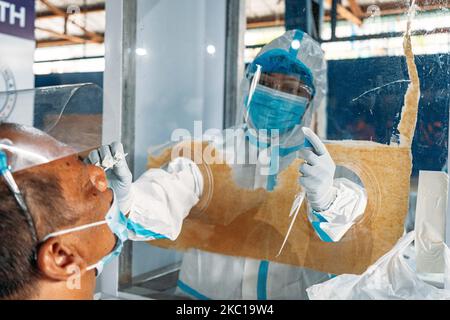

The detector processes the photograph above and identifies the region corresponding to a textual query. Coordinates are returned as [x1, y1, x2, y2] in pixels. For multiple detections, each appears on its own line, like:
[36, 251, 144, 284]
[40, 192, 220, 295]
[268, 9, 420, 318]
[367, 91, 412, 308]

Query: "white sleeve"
[308, 178, 367, 242]
[126, 159, 202, 241]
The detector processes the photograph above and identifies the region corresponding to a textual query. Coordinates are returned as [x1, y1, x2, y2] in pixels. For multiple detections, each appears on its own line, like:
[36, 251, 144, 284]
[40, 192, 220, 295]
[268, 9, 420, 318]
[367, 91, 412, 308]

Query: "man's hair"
[0, 170, 77, 300]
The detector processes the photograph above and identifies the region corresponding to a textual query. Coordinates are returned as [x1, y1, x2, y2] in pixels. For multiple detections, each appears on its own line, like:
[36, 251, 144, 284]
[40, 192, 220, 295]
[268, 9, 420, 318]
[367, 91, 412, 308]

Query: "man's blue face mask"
[248, 84, 310, 134]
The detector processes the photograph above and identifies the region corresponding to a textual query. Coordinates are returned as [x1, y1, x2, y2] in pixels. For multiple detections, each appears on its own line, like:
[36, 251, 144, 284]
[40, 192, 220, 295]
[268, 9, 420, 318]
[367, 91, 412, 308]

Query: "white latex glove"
[298, 127, 337, 212]
[87, 142, 134, 214]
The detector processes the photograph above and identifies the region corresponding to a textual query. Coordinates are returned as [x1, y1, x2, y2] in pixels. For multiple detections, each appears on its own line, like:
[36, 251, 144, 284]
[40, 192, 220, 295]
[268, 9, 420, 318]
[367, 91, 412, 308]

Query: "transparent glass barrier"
[123, 0, 227, 299]
[122, 1, 450, 300]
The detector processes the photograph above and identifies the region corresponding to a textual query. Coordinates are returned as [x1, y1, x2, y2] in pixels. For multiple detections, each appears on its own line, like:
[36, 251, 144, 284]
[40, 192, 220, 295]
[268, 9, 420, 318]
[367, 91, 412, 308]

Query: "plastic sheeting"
[0, 84, 107, 172]
[306, 231, 450, 300]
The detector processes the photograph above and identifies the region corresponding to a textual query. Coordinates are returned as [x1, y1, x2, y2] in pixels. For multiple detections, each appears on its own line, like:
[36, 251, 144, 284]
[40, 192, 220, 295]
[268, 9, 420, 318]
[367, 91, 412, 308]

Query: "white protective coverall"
[175, 30, 368, 300]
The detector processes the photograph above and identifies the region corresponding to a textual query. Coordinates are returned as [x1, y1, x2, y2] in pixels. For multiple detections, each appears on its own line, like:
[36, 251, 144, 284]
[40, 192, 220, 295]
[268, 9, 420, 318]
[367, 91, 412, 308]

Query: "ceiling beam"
[36, 3, 105, 19]
[36, 39, 99, 48]
[323, 3, 450, 21]
[38, 0, 104, 43]
[348, 0, 365, 17]
[325, 0, 362, 26]
[248, 2, 450, 30]
[36, 26, 102, 44]
[247, 14, 284, 29]
[39, 0, 66, 17]
[247, 19, 284, 29]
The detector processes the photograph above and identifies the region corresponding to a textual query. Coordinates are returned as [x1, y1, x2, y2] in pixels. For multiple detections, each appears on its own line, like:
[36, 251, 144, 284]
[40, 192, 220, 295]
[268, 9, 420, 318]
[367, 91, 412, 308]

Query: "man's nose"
[87, 164, 108, 192]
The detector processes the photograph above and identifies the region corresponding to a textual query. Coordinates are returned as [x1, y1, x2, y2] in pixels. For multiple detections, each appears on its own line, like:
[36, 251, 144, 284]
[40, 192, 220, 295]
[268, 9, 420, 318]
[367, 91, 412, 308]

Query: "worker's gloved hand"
[86, 142, 134, 214]
[298, 127, 337, 212]
[167, 157, 204, 199]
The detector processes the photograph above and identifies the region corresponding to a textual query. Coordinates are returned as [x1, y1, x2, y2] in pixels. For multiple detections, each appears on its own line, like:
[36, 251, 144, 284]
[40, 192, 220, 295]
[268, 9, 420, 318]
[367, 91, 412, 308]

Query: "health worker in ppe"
[0, 123, 203, 300]
[175, 30, 368, 300]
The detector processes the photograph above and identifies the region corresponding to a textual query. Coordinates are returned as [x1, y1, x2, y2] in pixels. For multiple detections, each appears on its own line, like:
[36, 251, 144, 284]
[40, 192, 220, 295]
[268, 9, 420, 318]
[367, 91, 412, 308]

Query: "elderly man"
[0, 123, 203, 300]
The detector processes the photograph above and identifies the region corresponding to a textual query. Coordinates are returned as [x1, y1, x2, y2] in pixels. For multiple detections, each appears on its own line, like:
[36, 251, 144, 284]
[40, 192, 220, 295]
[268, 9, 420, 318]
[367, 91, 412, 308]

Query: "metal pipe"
[331, 0, 338, 40]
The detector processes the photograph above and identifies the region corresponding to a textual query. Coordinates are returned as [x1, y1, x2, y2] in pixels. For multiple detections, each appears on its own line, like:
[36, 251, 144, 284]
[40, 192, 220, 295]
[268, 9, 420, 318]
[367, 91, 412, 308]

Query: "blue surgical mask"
[42, 190, 128, 276]
[247, 84, 310, 134]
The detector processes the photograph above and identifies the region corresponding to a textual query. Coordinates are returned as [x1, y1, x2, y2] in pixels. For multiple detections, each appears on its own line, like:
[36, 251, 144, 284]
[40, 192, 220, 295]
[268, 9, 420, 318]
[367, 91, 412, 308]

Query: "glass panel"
[123, 0, 227, 299]
[120, 0, 450, 299]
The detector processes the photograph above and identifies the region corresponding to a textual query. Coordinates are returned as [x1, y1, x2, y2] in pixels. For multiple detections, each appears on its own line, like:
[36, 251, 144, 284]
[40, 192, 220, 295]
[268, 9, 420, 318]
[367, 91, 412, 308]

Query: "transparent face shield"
[241, 66, 315, 151]
[0, 84, 106, 171]
[0, 83, 110, 258]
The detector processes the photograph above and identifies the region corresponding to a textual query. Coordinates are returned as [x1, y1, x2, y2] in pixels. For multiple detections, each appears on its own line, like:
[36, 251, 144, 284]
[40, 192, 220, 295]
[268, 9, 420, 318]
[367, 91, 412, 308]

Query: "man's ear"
[37, 237, 88, 281]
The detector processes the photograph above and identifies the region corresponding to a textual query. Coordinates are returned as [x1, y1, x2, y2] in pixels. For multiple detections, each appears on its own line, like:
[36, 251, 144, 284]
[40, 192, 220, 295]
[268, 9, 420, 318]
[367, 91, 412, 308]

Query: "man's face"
[32, 154, 117, 265]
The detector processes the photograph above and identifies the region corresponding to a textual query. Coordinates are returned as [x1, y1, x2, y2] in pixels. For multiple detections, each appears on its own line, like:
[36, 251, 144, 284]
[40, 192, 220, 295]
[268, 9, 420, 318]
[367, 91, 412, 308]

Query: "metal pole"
[331, 0, 338, 40]
[101, 0, 137, 297]
[285, 0, 323, 41]
[447, 97, 450, 246]
[99, 0, 126, 298]
[223, 0, 246, 129]
[118, 0, 137, 291]
[314, 0, 325, 42]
